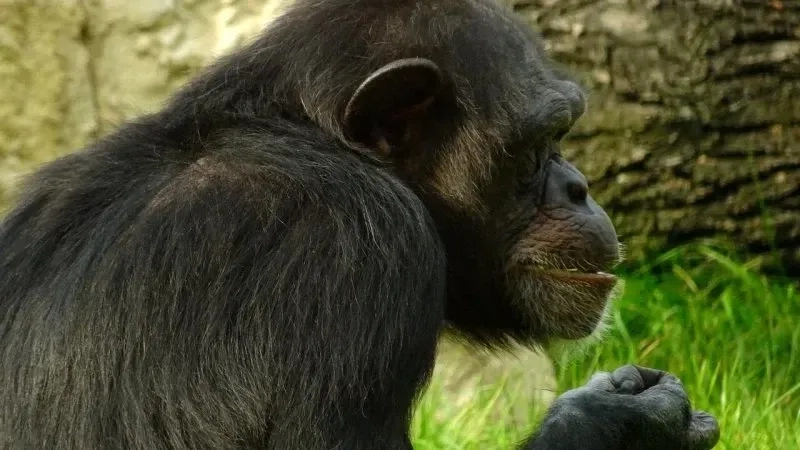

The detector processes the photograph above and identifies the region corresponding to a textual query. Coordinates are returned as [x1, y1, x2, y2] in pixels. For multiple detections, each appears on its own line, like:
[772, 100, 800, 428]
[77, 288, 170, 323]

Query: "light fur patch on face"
[429, 120, 498, 214]
[543, 279, 626, 365]
[504, 262, 625, 350]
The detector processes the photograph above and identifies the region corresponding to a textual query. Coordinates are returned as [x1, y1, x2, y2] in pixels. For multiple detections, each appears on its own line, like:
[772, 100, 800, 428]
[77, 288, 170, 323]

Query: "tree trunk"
[508, 0, 800, 273]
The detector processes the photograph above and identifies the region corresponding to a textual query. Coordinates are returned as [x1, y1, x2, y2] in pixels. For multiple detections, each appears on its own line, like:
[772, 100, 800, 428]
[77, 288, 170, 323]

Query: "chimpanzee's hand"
[523, 365, 720, 450]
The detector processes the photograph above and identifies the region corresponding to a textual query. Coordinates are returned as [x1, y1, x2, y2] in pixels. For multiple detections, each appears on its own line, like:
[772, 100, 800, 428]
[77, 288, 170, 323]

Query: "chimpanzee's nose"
[544, 159, 590, 209]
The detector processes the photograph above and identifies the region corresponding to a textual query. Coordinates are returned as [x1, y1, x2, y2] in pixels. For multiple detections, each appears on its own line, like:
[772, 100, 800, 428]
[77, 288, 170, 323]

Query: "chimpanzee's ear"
[343, 58, 444, 154]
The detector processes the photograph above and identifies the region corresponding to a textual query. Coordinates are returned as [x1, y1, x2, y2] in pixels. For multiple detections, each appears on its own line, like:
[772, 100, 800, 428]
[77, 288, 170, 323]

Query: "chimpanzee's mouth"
[538, 268, 618, 287]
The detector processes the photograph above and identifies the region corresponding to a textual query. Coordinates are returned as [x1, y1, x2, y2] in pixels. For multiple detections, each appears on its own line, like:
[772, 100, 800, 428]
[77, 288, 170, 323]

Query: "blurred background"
[1, 1, 798, 449]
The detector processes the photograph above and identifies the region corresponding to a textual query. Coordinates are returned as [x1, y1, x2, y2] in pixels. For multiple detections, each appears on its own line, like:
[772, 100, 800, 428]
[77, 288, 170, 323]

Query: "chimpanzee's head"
[270, 0, 622, 347]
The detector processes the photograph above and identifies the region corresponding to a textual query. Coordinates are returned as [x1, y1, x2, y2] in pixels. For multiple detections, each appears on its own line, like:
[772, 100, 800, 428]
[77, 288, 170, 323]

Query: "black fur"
[1, 120, 443, 448]
[0, 1, 719, 449]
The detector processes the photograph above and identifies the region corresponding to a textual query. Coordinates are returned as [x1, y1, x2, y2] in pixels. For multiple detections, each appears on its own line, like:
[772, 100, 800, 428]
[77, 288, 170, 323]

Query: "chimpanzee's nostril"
[567, 180, 588, 204]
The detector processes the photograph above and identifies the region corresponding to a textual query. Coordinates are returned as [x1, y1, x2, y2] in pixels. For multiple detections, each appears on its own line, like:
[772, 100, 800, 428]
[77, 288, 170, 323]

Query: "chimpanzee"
[0, 0, 719, 449]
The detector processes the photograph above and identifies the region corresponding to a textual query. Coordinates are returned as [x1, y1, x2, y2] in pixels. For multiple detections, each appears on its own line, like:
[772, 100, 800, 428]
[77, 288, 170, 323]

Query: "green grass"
[411, 244, 800, 449]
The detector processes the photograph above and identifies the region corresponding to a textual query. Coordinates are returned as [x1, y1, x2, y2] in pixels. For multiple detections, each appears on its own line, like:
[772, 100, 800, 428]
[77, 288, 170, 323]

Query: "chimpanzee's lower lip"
[540, 269, 618, 286]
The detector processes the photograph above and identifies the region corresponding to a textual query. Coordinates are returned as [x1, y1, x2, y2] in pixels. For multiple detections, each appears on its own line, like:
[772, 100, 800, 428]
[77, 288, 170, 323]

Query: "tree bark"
[508, 0, 800, 273]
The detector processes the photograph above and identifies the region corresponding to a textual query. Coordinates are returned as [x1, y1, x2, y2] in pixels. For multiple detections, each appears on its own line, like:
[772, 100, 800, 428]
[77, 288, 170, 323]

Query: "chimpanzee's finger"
[630, 376, 692, 430]
[632, 365, 669, 388]
[584, 371, 615, 392]
[610, 365, 645, 394]
[687, 410, 720, 450]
